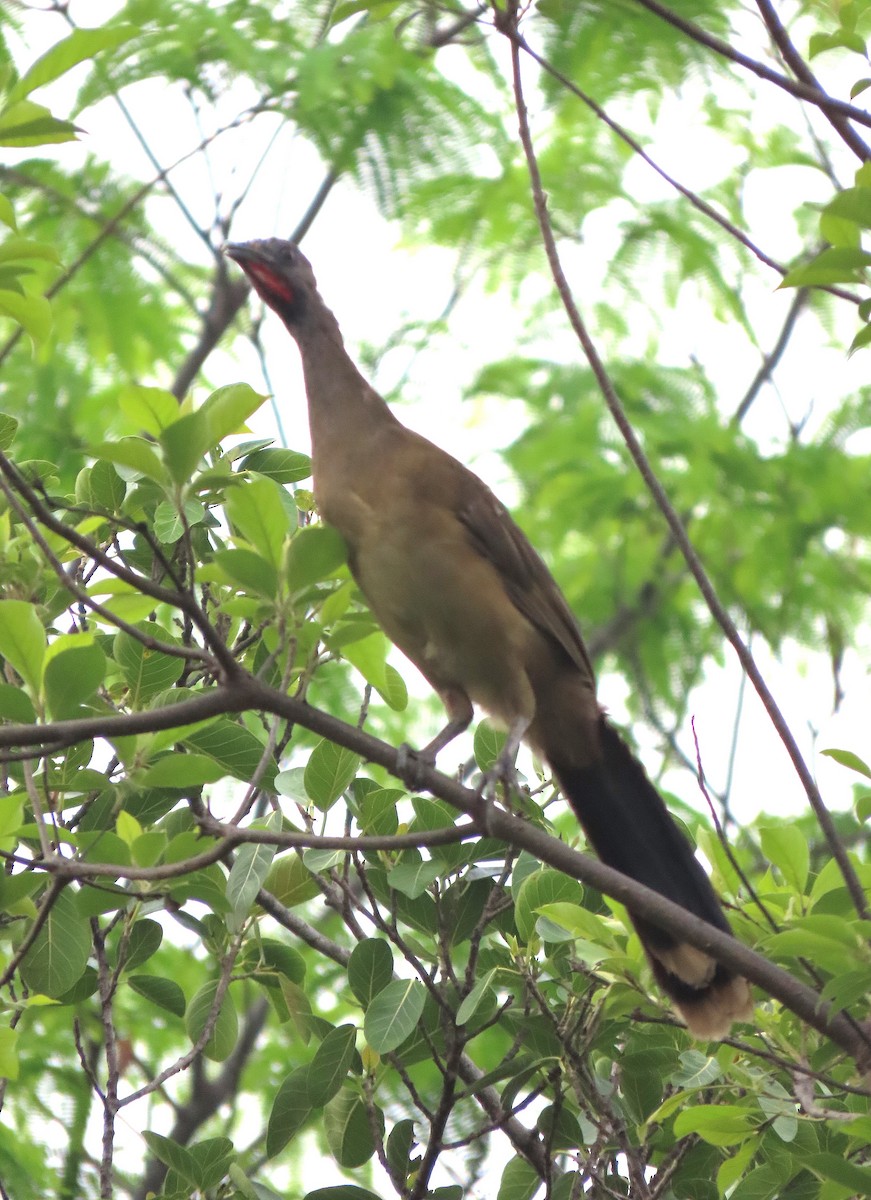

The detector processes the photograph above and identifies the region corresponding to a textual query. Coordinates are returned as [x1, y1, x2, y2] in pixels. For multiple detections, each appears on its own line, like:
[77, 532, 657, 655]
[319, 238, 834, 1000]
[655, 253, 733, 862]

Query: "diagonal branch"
[4, 670, 870, 1068]
[631, 0, 871, 133]
[498, 0, 869, 924]
[754, 0, 871, 162]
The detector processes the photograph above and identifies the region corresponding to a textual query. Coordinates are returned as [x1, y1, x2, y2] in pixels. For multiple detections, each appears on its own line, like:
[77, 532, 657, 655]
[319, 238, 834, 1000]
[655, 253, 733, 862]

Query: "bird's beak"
[223, 241, 258, 266]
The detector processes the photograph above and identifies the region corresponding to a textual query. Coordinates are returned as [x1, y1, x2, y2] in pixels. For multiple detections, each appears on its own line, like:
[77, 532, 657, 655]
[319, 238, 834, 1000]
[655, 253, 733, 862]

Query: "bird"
[224, 237, 753, 1039]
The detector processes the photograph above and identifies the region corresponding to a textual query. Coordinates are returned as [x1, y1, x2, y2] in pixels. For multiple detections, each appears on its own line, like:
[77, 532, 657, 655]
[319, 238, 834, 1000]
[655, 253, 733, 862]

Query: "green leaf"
[0, 683, 36, 722]
[141, 754, 228, 788]
[228, 1164, 259, 1200]
[141, 1132, 198, 1185]
[347, 938, 394, 1006]
[819, 967, 871, 1011]
[0, 600, 45, 695]
[821, 747, 871, 779]
[243, 938, 306, 986]
[849, 321, 871, 354]
[757, 824, 809, 892]
[20, 889, 91, 999]
[186, 1137, 234, 1191]
[93, 437, 168, 485]
[159, 411, 210, 483]
[386, 1118, 417, 1180]
[474, 720, 506, 771]
[227, 829, 278, 928]
[262, 853, 320, 908]
[803, 1151, 871, 1195]
[534, 901, 614, 946]
[0, 195, 16, 230]
[307, 1025, 358, 1106]
[43, 643, 106, 719]
[113, 626, 185, 708]
[225, 474, 292, 566]
[184, 718, 277, 789]
[0, 289, 51, 343]
[514, 869, 583, 942]
[363, 978, 425, 1052]
[764, 927, 859, 974]
[757, 1088, 797, 1143]
[185, 981, 238, 1062]
[266, 1065, 314, 1157]
[122, 917, 163, 971]
[780, 246, 871, 288]
[304, 739, 361, 810]
[119, 385, 181, 436]
[672, 1103, 756, 1146]
[498, 1155, 540, 1200]
[0, 100, 78, 146]
[324, 1087, 382, 1168]
[198, 383, 267, 444]
[728, 1162, 790, 1200]
[337, 631, 406, 709]
[285, 524, 347, 590]
[0, 1026, 19, 1081]
[127, 975, 186, 1017]
[213, 547, 279, 598]
[823, 185, 871, 229]
[456, 968, 497, 1025]
[8, 26, 136, 102]
[89, 459, 126, 510]
[303, 1190, 382, 1200]
[240, 446, 311, 483]
[0, 794, 23, 843]
[0, 237, 60, 265]
[386, 857, 441, 899]
[153, 498, 205, 544]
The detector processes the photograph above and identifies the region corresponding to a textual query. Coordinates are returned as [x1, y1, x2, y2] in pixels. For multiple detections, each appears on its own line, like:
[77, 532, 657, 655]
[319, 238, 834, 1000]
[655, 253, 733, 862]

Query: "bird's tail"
[551, 718, 752, 1038]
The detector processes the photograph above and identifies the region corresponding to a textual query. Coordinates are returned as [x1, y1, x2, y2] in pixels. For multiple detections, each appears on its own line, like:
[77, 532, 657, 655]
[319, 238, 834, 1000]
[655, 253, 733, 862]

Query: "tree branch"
[630, 0, 871, 133]
[5, 671, 869, 1068]
[499, 0, 870, 923]
[753, 0, 871, 162]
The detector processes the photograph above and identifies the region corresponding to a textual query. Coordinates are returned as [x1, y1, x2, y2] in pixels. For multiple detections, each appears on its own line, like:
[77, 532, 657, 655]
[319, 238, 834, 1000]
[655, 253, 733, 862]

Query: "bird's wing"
[454, 471, 596, 683]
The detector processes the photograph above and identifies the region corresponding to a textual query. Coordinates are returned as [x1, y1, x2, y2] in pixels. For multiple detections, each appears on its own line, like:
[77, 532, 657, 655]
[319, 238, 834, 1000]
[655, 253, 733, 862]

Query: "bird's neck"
[290, 304, 398, 457]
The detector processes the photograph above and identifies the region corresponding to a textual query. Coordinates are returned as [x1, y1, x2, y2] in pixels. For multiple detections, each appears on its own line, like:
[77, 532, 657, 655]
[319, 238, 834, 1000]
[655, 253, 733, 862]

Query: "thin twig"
[690, 717, 778, 934]
[117, 930, 245, 1108]
[732, 289, 809, 424]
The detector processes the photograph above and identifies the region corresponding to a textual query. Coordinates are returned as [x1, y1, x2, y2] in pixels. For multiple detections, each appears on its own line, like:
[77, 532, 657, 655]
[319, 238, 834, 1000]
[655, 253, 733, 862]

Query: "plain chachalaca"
[224, 238, 753, 1039]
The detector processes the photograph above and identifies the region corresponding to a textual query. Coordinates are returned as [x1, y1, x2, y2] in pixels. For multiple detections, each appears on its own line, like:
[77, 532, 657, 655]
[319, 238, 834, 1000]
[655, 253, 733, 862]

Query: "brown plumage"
[225, 237, 753, 1039]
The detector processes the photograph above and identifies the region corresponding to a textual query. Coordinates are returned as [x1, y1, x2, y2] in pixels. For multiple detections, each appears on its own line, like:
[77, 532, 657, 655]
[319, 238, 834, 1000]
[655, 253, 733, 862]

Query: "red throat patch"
[248, 262, 294, 304]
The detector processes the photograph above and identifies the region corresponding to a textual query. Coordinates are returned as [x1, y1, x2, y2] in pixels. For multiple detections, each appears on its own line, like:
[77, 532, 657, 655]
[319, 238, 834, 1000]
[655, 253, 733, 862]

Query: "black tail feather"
[552, 717, 752, 1037]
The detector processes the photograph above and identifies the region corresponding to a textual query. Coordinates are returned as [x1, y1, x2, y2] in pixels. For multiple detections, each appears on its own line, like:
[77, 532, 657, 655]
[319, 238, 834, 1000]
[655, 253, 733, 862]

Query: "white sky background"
[6, 0, 871, 1190]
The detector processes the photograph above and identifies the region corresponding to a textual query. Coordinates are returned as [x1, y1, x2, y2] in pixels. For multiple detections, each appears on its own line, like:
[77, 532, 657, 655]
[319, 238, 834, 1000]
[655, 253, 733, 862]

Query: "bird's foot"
[473, 716, 530, 836]
[474, 756, 516, 836]
[396, 741, 435, 791]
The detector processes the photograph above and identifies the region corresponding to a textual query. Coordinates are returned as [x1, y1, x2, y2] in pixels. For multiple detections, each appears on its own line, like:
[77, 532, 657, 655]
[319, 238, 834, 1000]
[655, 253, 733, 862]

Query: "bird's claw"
[396, 741, 435, 790]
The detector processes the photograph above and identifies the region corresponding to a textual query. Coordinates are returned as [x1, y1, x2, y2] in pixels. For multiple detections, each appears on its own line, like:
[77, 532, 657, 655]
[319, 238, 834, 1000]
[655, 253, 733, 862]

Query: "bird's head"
[224, 238, 316, 326]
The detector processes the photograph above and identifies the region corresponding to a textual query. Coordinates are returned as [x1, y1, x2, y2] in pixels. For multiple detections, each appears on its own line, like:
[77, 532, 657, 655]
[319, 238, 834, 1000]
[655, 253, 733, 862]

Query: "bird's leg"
[396, 690, 473, 787]
[476, 714, 531, 834]
[419, 715, 473, 761]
